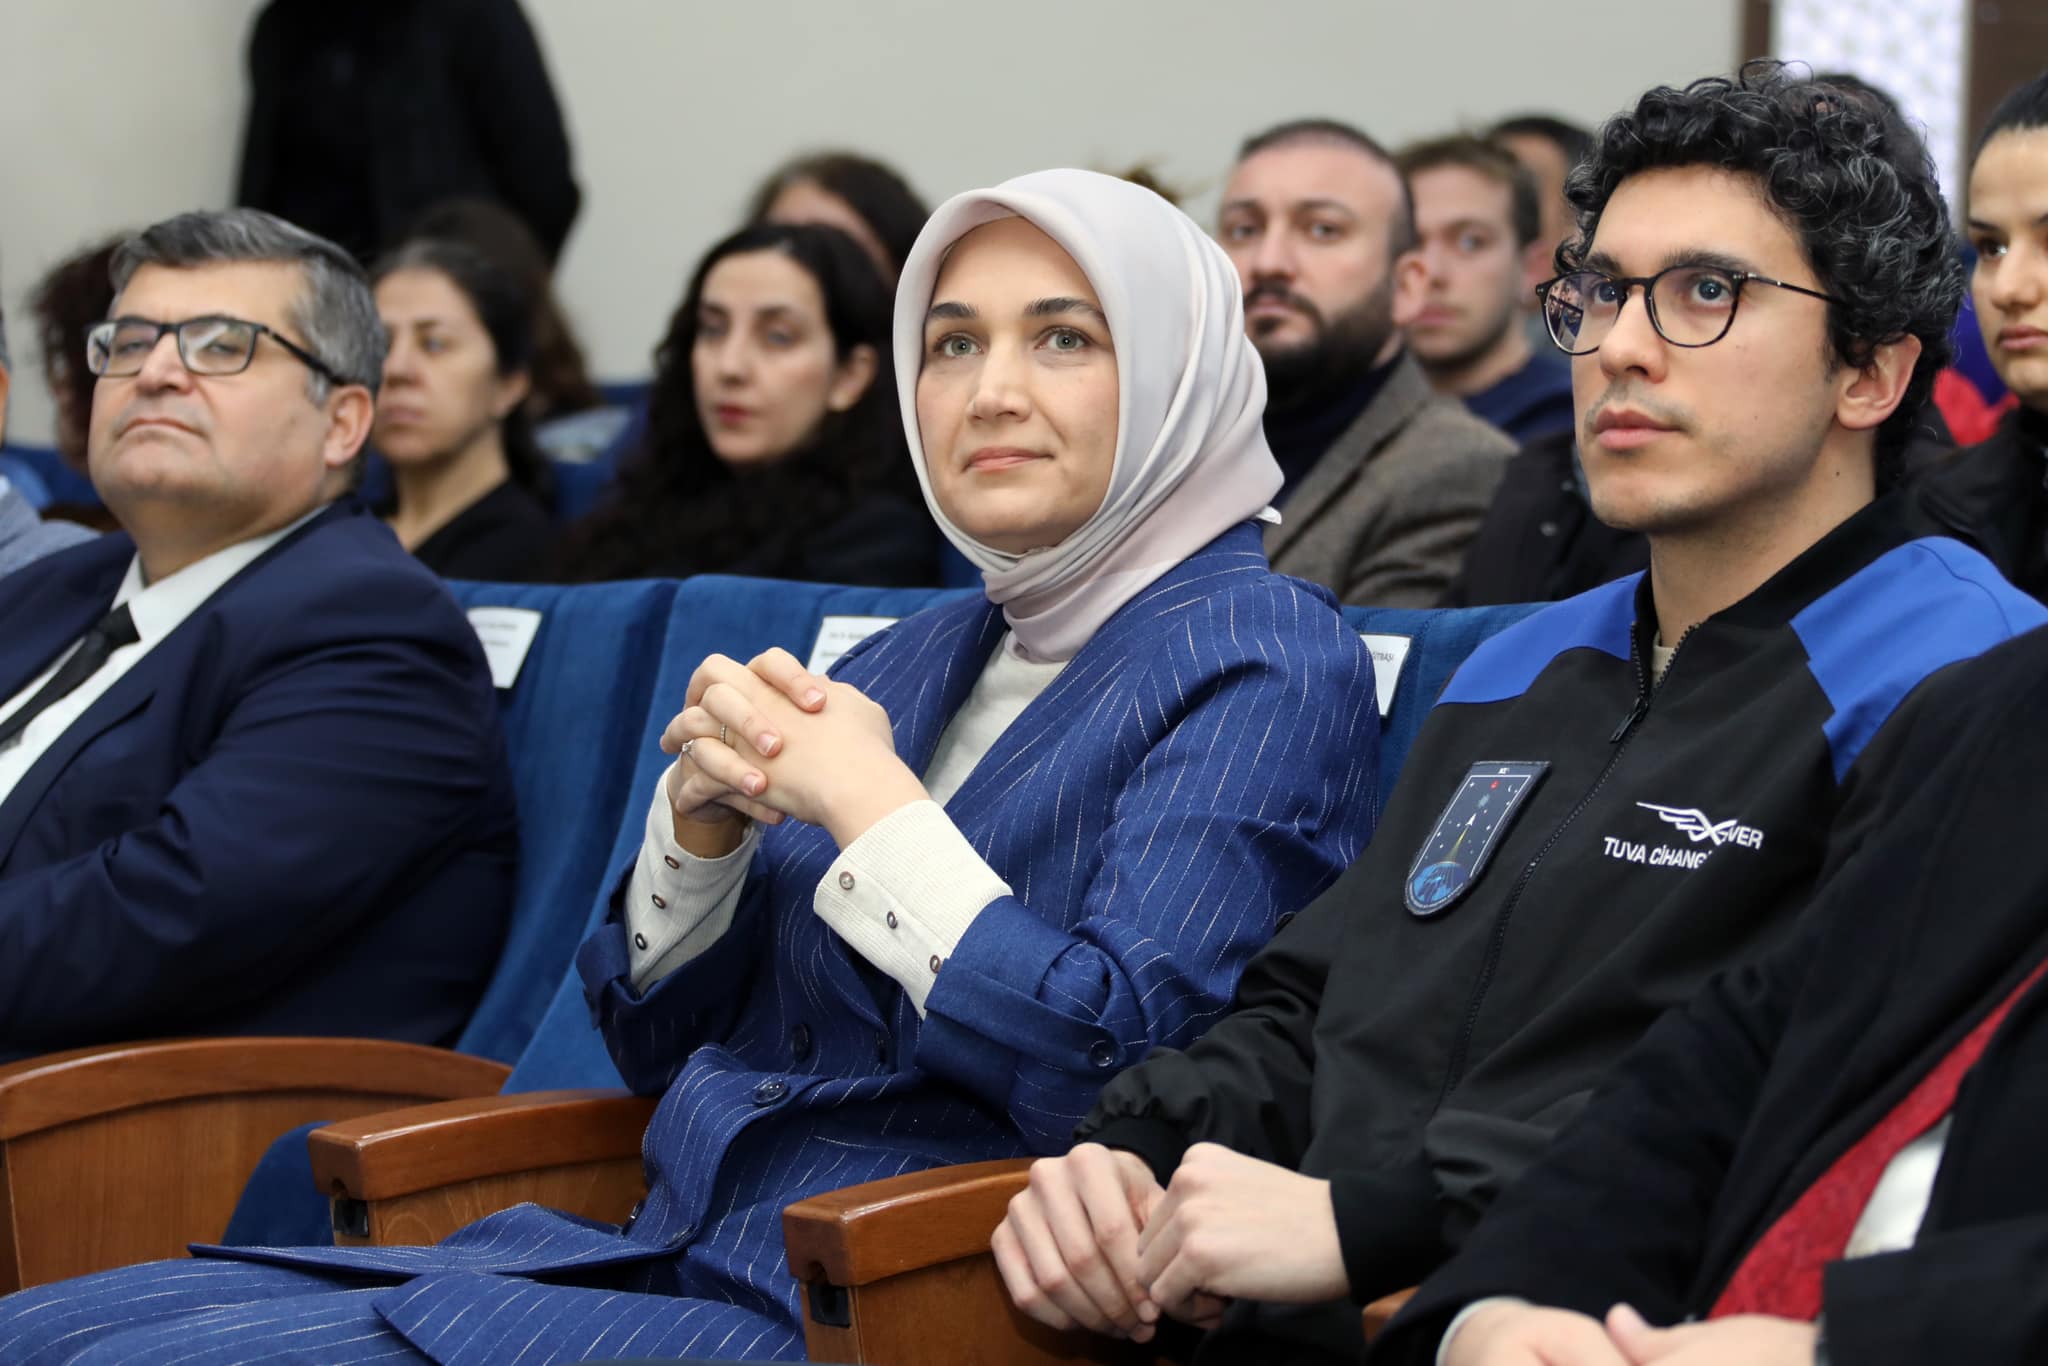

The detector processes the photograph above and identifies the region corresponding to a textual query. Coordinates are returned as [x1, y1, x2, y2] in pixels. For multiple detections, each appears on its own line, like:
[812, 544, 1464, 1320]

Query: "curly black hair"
[552, 222, 913, 583]
[1560, 60, 1962, 483]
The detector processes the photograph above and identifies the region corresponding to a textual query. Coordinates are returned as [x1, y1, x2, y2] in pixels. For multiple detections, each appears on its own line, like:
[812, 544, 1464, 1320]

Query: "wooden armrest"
[309, 1088, 654, 1200]
[784, 1157, 1032, 1287]
[308, 1089, 656, 1247]
[0, 1036, 509, 1139]
[0, 1036, 510, 1292]
[1364, 1287, 1417, 1341]
[781, 1159, 1417, 1363]
[786, 1160, 1173, 1365]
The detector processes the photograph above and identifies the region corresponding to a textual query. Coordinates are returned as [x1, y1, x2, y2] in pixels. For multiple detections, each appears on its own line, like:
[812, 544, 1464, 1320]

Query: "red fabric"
[1934, 368, 2020, 447]
[1709, 956, 2048, 1321]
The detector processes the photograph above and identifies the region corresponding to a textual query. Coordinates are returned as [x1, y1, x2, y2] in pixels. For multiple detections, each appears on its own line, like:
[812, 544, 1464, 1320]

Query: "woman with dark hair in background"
[371, 238, 556, 581]
[1919, 70, 2048, 602]
[749, 150, 928, 282]
[30, 235, 125, 475]
[554, 222, 939, 585]
[407, 197, 603, 424]
[22, 235, 125, 533]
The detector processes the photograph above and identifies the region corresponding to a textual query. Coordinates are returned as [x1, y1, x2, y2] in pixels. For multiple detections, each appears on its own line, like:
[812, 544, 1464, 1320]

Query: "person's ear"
[827, 344, 879, 413]
[1835, 333, 1923, 437]
[0, 363, 11, 447]
[494, 367, 533, 421]
[1520, 238, 1554, 304]
[320, 384, 377, 473]
[1389, 251, 1431, 329]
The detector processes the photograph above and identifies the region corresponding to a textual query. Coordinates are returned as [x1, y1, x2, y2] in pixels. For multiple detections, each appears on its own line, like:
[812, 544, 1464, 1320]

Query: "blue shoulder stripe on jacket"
[1793, 536, 2048, 782]
[1436, 574, 1640, 707]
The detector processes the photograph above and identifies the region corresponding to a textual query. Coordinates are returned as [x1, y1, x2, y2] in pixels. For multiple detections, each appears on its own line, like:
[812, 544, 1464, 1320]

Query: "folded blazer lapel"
[0, 546, 129, 700]
[877, 598, 1008, 778]
[0, 653, 161, 869]
[938, 526, 1262, 818]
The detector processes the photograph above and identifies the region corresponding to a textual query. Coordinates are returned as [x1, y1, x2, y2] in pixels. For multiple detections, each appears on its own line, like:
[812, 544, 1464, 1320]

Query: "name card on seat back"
[1359, 632, 1413, 724]
[807, 616, 898, 675]
[468, 607, 544, 689]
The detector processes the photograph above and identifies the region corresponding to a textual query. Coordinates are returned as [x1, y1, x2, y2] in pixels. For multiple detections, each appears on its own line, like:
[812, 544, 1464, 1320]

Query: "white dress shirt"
[0, 513, 317, 802]
[623, 631, 1065, 1003]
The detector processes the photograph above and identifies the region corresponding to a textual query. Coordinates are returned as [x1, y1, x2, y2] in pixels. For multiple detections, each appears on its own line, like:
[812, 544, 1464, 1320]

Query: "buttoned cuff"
[812, 799, 1012, 1015]
[1436, 1297, 1530, 1366]
[624, 764, 760, 990]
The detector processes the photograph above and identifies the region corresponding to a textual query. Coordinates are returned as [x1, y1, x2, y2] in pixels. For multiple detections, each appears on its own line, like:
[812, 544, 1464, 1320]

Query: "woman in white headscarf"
[1, 171, 1382, 1366]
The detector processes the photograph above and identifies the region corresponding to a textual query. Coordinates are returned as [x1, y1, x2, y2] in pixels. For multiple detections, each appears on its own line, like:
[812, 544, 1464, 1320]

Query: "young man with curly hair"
[1381, 67, 2048, 1366]
[992, 63, 2048, 1365]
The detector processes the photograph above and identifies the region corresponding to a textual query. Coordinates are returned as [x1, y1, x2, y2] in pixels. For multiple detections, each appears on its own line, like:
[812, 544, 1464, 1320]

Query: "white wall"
[0, 0, 1739, 445]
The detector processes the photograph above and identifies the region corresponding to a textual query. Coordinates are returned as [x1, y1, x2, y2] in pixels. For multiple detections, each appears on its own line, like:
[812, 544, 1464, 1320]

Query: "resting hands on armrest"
[992, 1141, 1345, 1345]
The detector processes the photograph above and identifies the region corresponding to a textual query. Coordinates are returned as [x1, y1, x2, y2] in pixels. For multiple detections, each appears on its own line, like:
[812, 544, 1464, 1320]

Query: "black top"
[1073, 496, 2039, 1363]
[561, 488, 944, 588]
[404, 480, 555, 582]
[1375, 620, 2048, 1366]
[1912, 403, 2048, 604]
[238, 0, 580, 261]
[1264, 356, 1399, 502]
[1441, 431, 1648, 606]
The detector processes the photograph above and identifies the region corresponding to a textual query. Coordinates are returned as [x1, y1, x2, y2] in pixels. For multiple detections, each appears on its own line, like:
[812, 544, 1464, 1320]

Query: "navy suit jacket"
[0, 502, 516, 1056]
[201, 523, 1381, 1363]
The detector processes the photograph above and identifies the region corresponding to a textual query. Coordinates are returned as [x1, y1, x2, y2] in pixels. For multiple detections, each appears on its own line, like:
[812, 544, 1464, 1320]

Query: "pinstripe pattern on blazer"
[25, 522, 1379, 1364]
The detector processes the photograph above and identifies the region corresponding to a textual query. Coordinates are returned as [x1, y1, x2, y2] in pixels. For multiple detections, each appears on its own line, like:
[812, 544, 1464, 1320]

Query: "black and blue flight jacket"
[1077, 493, 2047, 1364]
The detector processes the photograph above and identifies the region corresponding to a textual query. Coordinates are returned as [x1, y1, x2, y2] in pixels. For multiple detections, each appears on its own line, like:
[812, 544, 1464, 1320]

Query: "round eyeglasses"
[1536, 265, 1841, 355]
[85, 315, 344, 383]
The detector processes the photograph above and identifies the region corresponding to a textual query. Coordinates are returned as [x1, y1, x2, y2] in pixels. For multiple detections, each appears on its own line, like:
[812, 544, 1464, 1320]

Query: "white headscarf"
[894, 168, 1282, 663]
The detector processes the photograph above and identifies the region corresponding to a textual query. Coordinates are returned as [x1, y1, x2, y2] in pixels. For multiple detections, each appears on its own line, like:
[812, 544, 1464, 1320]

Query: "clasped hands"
[992, 1144, 1819, 1363]
[991, 1142, 1350, 1345]
[660, 648, 929, 857]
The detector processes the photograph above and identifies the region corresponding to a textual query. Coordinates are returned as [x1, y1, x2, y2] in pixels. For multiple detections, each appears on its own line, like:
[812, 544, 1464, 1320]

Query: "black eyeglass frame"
[1533, 266, 1843, 356]
[85, 314, 347, 385]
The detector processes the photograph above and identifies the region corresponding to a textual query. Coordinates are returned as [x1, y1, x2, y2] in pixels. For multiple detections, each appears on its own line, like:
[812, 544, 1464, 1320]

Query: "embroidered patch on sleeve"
[1405, 761, 1550, 917]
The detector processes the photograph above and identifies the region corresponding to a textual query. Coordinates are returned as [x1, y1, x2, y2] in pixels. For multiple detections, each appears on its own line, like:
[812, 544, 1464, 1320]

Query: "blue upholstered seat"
[223, 579, 1538, 1249]
[443, 579, 681, 1063]
[1341, 602, 1545, 813]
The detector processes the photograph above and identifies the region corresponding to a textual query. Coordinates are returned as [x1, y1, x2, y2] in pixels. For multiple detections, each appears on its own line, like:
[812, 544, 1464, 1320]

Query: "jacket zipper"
[1434, 624, 1691, 1108]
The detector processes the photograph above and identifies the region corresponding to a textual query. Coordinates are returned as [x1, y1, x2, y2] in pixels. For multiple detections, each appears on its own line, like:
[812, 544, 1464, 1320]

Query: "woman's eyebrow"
[927, 301, 976, 321]
[1024, 297, 1107, 324]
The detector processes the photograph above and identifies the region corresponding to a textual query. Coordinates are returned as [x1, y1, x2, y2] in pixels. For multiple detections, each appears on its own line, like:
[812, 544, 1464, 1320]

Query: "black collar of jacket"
[1627, 491, 1934, 660]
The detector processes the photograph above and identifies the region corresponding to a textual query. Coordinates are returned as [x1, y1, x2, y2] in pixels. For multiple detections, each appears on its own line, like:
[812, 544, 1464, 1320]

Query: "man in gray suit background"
[1219, 119, 1512, 607]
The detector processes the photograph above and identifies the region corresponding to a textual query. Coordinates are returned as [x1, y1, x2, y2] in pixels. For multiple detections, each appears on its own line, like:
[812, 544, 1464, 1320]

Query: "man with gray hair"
[0, 208, 515, 1057]
[0, 294, 97, 579]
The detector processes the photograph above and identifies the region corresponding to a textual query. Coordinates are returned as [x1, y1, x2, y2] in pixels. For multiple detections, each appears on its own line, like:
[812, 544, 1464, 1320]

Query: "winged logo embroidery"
[1636, 803, 1742, 846]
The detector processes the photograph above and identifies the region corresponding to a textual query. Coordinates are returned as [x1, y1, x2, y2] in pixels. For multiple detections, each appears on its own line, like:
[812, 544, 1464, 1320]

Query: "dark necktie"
[0, 603, 141, 750]
[1710, 952, 2048, 1321]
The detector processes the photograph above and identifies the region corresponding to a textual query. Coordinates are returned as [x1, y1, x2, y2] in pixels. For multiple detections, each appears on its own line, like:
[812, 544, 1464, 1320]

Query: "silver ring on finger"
[678, 739, 697, 761]
[719, 723, 729, 747]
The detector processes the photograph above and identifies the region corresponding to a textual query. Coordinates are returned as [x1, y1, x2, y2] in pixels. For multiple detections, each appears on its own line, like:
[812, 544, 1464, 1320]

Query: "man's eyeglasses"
[1535, 265, 1841, 355]
[85, 315, 345, 384]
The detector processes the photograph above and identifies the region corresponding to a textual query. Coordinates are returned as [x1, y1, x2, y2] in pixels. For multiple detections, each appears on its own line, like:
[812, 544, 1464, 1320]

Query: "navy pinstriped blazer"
[202, 522, 1379, 1362]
